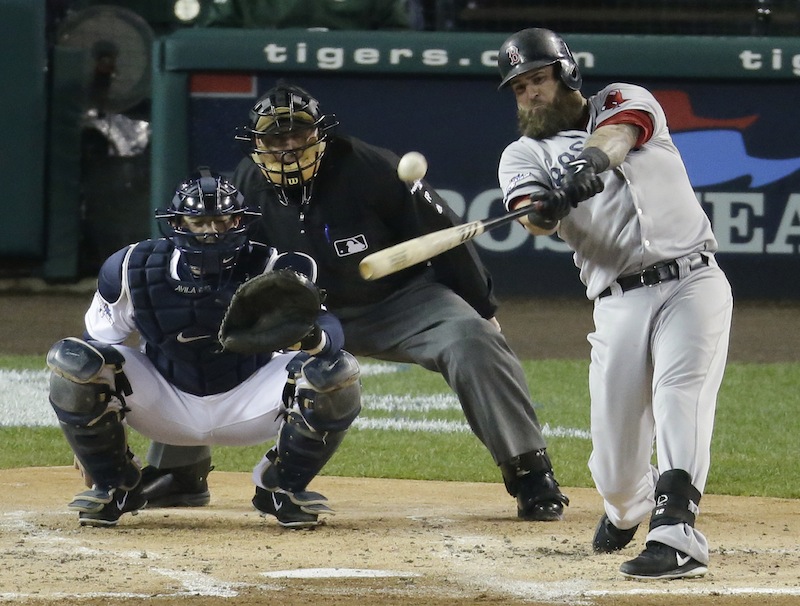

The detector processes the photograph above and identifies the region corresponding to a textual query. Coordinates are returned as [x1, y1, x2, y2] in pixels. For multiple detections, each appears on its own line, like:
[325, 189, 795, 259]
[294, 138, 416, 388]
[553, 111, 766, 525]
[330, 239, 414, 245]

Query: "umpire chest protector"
[126, 239, 273, 395]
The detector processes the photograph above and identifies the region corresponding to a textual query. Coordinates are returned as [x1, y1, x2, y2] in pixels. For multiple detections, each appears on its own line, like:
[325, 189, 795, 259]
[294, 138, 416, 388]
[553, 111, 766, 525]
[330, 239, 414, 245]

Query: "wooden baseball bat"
[359, 197, 545, 280]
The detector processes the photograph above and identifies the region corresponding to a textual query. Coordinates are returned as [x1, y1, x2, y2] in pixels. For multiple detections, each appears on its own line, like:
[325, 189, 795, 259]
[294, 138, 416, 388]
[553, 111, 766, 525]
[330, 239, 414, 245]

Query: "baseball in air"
[397, 151, 428, 182]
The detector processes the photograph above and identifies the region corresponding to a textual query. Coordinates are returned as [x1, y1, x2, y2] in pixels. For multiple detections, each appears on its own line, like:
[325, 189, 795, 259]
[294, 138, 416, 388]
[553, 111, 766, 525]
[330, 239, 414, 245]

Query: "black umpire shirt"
[234, 134, 498, 319]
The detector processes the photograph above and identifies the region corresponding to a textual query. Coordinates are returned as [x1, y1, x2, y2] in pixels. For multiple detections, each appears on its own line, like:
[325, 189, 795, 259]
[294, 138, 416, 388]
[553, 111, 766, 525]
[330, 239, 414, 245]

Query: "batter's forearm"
[584, 123, 639, 169]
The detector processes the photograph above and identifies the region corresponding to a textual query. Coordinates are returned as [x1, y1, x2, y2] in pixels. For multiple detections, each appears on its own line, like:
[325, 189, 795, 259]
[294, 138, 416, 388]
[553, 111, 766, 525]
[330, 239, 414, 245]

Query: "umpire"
[143, 81, 569, 521]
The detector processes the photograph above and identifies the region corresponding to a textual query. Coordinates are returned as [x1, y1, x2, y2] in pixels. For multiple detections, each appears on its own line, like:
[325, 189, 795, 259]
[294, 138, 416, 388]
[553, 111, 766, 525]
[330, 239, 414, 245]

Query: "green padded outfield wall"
[0, 1, 47, 259]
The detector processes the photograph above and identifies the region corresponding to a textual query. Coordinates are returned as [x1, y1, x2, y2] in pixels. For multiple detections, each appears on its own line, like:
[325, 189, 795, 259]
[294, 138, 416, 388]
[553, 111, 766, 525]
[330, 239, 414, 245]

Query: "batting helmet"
[497, 28, 582, 91]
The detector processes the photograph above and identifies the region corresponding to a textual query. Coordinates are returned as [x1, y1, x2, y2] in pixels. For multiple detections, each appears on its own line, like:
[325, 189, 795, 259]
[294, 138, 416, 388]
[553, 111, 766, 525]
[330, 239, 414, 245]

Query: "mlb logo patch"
[334, 235, 368, 256]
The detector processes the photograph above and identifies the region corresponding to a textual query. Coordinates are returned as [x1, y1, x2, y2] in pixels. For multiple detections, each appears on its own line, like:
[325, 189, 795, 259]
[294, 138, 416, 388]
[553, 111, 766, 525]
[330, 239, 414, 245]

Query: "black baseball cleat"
[516, 471, 570, 521]
[620, 541, 708, 579]
[139, 459, 213, 508]
[70, 485, 148, 527]
[252, 486, 333, 529]
[593, 514, 639, 553]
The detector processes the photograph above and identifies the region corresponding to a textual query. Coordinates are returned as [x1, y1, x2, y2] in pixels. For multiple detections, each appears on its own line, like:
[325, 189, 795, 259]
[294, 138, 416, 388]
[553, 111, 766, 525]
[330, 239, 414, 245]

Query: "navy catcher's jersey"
[106, 239, 274, 395]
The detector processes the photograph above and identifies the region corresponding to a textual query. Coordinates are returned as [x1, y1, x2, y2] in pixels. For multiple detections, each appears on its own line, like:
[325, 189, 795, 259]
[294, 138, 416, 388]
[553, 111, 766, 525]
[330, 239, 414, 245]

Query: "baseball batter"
[495, 28, 733, 579]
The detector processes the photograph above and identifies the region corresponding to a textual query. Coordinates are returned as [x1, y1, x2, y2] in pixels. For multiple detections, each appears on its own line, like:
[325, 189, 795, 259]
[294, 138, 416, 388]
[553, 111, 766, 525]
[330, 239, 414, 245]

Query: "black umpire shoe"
[252, 486, 334, 529]
[500, 449, 569, 521]
[620, 541, 708, 579]
[70, 485, 148, 527]
[139, 458, 213, 508]
[516, 471, 570, 521]
[593, 514, 639, 553]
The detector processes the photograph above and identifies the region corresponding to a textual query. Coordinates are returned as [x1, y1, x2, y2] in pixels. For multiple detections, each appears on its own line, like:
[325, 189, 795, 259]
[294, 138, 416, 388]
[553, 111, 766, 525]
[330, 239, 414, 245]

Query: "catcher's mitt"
[218, 269, 322, 354]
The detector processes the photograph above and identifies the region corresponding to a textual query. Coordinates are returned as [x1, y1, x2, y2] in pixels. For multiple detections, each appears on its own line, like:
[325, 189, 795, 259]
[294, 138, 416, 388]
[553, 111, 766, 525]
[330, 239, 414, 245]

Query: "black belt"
[599, 254, 709, 298]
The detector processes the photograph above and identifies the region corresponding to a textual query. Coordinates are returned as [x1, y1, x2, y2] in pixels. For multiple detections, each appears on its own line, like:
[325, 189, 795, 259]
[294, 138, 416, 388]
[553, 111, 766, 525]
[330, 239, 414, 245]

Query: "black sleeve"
[406, 181, 498, 319]
[360, 142, 497, 318]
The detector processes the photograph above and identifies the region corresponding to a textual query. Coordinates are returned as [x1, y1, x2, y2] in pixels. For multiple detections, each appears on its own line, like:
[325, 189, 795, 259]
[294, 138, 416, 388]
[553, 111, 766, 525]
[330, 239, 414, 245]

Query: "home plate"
[261, 568, 421, 579]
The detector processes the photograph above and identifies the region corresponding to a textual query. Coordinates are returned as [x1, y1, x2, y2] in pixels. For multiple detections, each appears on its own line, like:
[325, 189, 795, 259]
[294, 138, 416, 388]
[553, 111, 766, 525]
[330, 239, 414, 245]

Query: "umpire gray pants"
[336, 277, 548, 464]
[148, 279, 548, 468]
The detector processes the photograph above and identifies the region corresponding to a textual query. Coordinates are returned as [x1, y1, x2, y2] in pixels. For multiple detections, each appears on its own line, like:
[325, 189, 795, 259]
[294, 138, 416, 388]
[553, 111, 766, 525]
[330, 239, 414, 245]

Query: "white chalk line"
[261, 568, 421, 579]
[0, 368, 591, 439]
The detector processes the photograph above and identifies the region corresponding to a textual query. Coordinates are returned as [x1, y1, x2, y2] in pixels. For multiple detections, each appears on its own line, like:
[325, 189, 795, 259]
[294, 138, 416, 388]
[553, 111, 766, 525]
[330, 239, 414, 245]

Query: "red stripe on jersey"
[599, 110, 654, 148]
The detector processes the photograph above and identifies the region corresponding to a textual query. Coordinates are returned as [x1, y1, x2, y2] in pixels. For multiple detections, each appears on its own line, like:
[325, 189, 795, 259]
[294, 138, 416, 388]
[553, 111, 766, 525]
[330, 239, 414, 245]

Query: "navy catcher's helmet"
[156, 168, 260, 279]
[497, 28, 582, 91]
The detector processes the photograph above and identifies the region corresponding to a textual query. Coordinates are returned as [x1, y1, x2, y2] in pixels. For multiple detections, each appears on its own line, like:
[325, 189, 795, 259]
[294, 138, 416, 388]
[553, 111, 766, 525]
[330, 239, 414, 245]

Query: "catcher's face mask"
[236, 81, 337, 206]
[181, 215, 242, 241]
[155, 168, 260, 284]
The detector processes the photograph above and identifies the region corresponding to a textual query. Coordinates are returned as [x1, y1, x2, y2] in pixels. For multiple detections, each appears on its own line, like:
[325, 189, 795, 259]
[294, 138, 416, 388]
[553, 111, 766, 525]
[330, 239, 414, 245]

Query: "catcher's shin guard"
[48, 338, 138, 491]
[258, 350, 361, 493]
[648, 469, 701, 530]
[56, 410, 140, 492]
[500, 449, 569, 521]
[259, 411, 348, 493]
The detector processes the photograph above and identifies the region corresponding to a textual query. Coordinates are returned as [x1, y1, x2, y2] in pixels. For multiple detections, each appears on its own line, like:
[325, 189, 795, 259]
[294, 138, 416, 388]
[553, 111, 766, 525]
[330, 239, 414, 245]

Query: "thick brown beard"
[517, 89, 586, 140]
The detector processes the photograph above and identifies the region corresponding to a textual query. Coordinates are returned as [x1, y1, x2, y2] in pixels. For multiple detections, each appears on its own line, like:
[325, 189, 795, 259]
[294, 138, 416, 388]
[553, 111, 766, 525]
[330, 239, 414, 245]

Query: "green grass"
[0, 355, 47, 370]
[1, 357, 798, 499]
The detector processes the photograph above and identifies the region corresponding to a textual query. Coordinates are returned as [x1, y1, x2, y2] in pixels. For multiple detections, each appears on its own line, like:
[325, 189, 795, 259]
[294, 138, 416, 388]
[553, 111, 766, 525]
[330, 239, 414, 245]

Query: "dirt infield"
[1, 467, 799, 606]
[1, 290, 799, 605]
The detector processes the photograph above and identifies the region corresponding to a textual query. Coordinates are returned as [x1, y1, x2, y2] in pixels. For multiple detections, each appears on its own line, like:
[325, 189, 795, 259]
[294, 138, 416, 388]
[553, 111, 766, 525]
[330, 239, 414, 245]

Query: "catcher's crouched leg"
[253, 351, 361, 528]
[47, 338, 146, 527]
[500, 449, 570, 522]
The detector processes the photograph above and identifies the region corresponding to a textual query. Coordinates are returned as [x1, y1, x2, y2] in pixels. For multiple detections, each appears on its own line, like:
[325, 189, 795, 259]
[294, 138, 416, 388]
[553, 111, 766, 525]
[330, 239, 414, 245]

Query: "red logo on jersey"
[506, 45, 522, 66]
[602, 90, 626, 110]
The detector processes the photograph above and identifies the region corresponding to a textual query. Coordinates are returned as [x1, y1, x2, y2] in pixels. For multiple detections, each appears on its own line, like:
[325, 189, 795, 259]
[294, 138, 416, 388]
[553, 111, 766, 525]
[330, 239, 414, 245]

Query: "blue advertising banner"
[186, 72, 800, 299]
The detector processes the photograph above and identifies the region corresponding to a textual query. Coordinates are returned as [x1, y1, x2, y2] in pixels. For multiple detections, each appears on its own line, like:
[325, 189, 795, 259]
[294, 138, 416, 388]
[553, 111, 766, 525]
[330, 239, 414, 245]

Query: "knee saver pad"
[47, 338, 119, 418]
[299, 381, 361, 432]
[295, 351, 361, 432]
[47, 337, 123, 383]
[300, 350, 360, 393]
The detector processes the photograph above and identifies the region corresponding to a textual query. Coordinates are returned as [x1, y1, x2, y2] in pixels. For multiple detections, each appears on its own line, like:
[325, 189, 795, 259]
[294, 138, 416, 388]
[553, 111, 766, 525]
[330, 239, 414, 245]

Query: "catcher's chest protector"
[126, 240, 272, 395]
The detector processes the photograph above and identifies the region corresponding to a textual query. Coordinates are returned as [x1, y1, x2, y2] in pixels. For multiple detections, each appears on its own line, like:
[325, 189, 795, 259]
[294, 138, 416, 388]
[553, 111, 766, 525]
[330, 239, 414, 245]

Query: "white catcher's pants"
[109, 346, 297, 447]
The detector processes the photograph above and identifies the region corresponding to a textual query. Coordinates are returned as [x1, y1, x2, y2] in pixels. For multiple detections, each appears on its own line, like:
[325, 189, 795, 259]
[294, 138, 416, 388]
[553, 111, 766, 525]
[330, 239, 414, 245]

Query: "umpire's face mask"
[251, 125, 327, 191]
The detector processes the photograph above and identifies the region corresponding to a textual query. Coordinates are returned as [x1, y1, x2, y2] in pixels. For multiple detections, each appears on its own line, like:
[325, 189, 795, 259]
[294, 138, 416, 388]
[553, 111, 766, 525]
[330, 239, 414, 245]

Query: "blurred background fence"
[431, 0, 800, 36]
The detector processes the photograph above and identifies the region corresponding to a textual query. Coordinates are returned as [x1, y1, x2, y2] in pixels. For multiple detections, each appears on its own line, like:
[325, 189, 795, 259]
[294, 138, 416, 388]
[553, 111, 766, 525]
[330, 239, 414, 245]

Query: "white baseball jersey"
[499, 82, 718, 300]
[498, 83, 733, 566]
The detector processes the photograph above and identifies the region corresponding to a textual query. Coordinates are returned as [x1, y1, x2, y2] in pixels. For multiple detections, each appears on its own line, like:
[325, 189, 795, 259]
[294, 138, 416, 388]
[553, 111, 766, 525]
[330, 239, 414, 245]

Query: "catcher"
[46, 168, 361, 528]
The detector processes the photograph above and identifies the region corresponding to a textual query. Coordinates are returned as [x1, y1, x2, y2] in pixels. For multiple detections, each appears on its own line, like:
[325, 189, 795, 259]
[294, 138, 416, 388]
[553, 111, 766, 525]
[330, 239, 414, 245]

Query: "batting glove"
[538, 147, 610, 221]
[526, 207, 560, 231]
